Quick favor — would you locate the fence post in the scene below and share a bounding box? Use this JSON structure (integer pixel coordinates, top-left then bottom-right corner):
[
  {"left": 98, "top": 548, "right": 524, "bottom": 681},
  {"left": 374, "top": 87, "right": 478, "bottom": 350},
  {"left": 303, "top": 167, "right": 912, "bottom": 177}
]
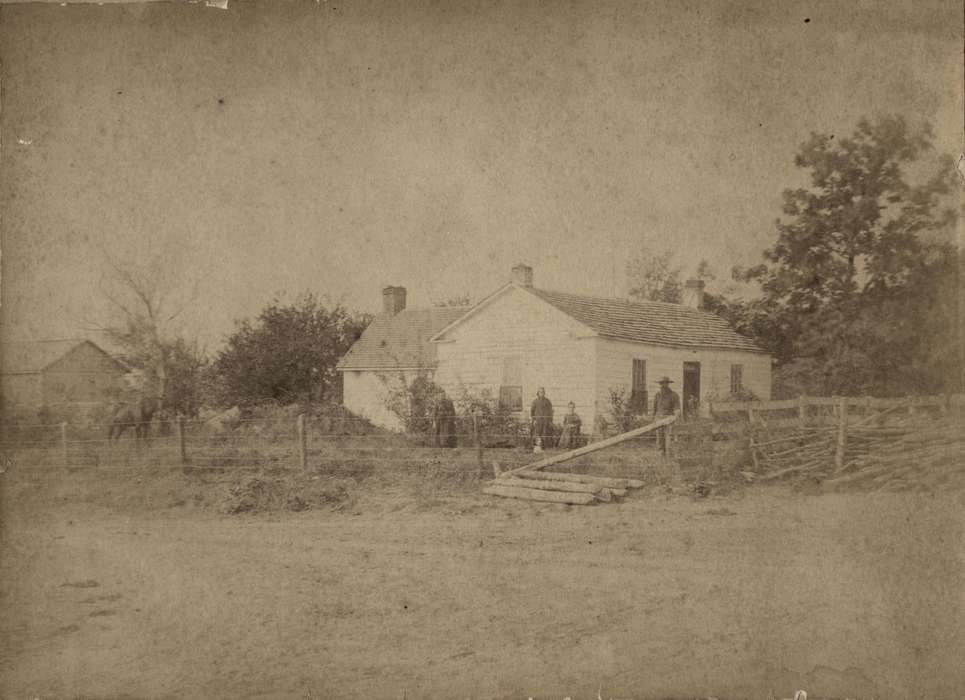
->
[
  {"left": 472, "top": 410, "right": 485, "bottom": 478},
  {"left": 798, "top": 395, "right": 807, "bottom": 427},
  {"left": 746, "top": 404, "right": 755, "bottom": 423},
  {"left": 834, "top": 396, "right": 848, "bottom": 471},
  {"left": 298, "top": 414, "right": 308, "bottom": 469},
  {"left": 176, "top": 413, "right": 186, "bottom": 468},
  {"left": 61, "top": 422, "right": 69, "bottom": 469}
]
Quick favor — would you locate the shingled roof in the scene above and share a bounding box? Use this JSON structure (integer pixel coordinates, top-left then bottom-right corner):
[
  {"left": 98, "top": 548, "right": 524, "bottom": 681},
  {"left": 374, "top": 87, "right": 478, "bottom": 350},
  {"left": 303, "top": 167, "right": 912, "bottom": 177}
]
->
[
  {"left": 527, "top": 287, "right": 765, "bottom": 353},
  {"left": 337, "top": 307, "right": 471, "bottom": 371}
]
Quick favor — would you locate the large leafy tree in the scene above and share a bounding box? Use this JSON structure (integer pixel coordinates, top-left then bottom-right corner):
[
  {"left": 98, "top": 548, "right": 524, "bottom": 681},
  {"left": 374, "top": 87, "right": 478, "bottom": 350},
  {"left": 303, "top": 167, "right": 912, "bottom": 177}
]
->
[
  {"left": 210, "top": 294, "right": 370, "bottom": 406},
  {"left": 741, "top": 116, "right": 960, "bottom": 395}
]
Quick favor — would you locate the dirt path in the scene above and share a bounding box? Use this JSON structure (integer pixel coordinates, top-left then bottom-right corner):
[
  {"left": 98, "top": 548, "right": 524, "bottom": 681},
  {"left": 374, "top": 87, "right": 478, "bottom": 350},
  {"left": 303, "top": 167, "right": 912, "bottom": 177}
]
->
[{"left": 2, "top": 483, "right": 964, "bottom": 699}]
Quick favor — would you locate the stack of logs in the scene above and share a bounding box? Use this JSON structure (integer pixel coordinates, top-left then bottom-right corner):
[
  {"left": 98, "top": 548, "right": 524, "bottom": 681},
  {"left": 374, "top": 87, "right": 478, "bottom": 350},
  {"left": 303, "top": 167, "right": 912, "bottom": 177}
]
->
[
  {"left": 484, "top": 470, "right": 644, "bottom": 505},
  {"left": 824, "top": 416, "right": 965, "bottom": 490}
]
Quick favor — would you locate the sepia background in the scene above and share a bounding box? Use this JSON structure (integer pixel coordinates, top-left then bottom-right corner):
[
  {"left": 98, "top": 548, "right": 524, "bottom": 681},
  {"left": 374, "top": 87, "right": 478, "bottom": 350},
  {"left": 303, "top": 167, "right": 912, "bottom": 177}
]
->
[
  {"left": 1, "top": 2, "right": 963, "bottom": 700},
  {"left": 1, "top": 0, "right": 961, "bottom": 350}
]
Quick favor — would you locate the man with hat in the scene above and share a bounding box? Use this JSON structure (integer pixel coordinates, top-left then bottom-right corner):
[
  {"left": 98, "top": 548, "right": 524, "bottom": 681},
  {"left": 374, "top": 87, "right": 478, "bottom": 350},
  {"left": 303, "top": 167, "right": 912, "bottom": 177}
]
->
[{"left": 652, "top": 376, "right": 680, "bottom": 452}]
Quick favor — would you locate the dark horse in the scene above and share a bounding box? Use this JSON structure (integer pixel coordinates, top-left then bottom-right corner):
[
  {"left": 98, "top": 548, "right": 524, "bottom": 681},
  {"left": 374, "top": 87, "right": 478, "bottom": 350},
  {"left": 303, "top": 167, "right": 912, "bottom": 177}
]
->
[{"left": 107, "top": 395, "right": 162, "bottom": 442}]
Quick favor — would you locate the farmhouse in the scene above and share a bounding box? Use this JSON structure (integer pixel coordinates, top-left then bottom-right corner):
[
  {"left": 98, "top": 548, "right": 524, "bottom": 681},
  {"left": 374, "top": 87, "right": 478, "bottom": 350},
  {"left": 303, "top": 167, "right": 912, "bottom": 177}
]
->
[
  {"left": 0, "top": 339, "right": 129, "bottom": 422},
  {"left": 337, "top": 266, "right": 771, "bottom": 431}
]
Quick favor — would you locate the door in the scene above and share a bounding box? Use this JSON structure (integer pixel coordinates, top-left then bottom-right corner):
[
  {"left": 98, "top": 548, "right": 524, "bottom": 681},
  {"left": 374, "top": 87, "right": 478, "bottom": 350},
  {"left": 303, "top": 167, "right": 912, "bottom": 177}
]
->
[{"left": 682, "top": 362, "right": 701, "bottom": 417}]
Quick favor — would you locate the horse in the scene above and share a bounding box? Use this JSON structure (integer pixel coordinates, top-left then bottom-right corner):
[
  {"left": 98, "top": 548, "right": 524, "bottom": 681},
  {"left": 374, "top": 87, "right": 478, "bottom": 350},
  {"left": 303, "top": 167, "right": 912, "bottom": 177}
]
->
[{"left": 107, "top": 395, "right": 162, "bottom": 443}]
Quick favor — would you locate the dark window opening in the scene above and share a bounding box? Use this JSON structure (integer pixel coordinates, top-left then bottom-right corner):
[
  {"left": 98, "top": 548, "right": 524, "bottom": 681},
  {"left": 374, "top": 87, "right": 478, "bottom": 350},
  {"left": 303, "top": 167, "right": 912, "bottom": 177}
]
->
[{"left": 629, "top": 358, "right": 648, "bottom": 413}]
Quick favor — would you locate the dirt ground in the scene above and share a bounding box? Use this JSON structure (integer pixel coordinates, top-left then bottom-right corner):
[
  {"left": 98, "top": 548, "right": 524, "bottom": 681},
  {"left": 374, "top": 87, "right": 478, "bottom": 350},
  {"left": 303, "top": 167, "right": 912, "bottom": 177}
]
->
[{"left": 1, "top": 460, "right": 964, "bottom": 700}]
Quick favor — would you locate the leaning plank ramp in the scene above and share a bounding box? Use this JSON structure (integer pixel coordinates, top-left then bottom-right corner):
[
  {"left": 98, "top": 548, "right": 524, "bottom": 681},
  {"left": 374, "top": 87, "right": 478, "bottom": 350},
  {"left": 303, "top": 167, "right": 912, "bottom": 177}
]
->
[{"left": 483, "top": 415, "right": 676, "bottom": 505}]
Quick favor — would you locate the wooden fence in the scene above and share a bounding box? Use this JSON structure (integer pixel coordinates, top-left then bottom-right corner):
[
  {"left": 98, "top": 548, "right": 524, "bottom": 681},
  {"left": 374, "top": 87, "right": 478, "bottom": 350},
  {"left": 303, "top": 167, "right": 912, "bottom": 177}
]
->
[
  {"left": 702, "top": 393, "right": 965, "bottom": 480},
  {"left": 707, "top": 393, "right": 965, "bottom": 422}
]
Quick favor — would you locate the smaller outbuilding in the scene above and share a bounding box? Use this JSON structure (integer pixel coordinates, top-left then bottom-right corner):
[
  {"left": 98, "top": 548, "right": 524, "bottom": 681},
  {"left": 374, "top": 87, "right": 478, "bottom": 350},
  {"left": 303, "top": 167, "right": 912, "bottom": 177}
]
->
[{"left": 1, "top": 339, "right": 129, "bottom": 422}]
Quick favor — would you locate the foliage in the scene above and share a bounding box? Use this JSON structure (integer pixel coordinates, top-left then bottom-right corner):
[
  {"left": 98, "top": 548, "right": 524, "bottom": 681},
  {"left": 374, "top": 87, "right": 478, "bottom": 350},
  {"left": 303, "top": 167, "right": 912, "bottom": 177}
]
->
[
  {"left": 160, "top": 338, "right": 208, "bottom": 416},
  {"left": 626, "top": 249, "right": 683, "bottom": 303},
  {"left": 210, "top": 293, "right": 370, "bottom": 407},
  {"left": 737, "top": 116, "right": 960, "bottom": 395},
  {"left": 380, "top": 370, "right": 441, "bottom": 437},
  {"left": 453, "top": 387, "right": 523, "bottom": 444},
  {"left": 94, "top": 252, "right": 208, "bottom": 416},
  {"left": 606, "top": 387, "right": 646, "bottom": 433},
  {"left": 626, "top": 251, "right": 718, "bottom": 304},
  {"left": 432, "top": 293, "right": 473, "bottom": 307}
]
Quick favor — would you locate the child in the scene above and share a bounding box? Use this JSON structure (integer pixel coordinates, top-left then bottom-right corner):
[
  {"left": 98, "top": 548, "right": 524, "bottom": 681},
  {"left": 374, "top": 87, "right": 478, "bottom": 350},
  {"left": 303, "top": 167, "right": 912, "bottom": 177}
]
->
[{"left": 558, "top": 402, "right": 582, "bottom": 449}]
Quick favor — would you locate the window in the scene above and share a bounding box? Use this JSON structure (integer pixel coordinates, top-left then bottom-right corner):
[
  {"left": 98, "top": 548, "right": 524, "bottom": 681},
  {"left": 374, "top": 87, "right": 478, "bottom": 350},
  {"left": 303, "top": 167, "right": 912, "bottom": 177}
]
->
[
  {"left": 499, "top": 356, "right": 523, "bottom": 412},
  {"left": 730, "top": 364, "right": 743, "bottom": 395},
  {"left": 499, "top": 386, "right": 523, "bottom": 412},
  {"left": 629, "top": 358, "right": 648, "bottom": 413}
]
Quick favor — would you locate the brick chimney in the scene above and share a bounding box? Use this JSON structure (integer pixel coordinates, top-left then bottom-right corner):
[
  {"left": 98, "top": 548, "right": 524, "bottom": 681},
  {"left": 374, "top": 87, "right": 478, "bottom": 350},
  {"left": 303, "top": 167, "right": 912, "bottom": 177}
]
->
[
  {"left": 511, "top": 263, "right": 533, "bottom": 287},
  {"left": 682, "top": 279, "right": 705, "bottom": 310},
  {"left": 382, "top": 286, "right": 407, "bottom": 315}
]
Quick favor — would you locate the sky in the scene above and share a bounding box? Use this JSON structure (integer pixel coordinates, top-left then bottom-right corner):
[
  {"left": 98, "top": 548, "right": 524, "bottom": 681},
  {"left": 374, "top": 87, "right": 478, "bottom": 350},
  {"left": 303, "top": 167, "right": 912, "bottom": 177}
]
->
[{"left": 1, "top": 0, "right": 962, "bottom": 353}]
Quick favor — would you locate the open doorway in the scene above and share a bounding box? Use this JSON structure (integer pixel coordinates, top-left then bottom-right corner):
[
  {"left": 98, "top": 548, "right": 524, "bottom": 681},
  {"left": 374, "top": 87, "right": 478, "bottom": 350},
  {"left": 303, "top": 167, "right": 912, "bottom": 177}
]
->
[{"left": 682, "top": 362, "right": 701, "bottom": 417}]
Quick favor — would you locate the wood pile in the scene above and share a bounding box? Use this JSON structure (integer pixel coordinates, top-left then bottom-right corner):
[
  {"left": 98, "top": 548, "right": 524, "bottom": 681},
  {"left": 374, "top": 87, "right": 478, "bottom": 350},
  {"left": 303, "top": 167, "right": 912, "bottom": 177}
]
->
[
  {"left": 484, "top": 471, "right": 645, "bottom": 505},
  {"left": 482, "top": 415, "right": 673, "bottom": 505}
]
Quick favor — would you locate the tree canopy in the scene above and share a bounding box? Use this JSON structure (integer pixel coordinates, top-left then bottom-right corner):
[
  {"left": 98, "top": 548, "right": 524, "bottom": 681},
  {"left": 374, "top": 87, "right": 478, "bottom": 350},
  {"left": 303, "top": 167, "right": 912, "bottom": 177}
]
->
[
  {"left": 209, "top": 294, "right": 370, "bottom": 407},
  {"left": 738, "top": 116, "right": 960, "bottom": 396},
  {"left": 626, "top": 250, "right": 716, "bottom": 304}
]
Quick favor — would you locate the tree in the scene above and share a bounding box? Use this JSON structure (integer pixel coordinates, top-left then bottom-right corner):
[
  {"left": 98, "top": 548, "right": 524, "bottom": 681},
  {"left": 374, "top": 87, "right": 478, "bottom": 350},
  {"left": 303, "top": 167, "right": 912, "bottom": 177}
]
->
[
  {"left": 91, "top": 252, "right": 207, "bottom": 416},
  {"left": 210, "top": 294, "right": 370, "bottom": 407},
  {"left": 741, "top": 115, "right": 960, "bottom": 395},
  {"left": 432, "top": 293, "right": 473, "bottom": 307},
  {"left": 626, "top": 249, "right": 682, "bottom": 303}
]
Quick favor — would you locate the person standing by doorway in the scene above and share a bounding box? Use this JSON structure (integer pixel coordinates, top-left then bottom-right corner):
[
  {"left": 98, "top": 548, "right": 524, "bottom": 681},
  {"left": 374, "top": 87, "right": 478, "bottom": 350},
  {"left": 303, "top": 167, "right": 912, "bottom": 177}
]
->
[
  {"left": 651, "top": 376, "right": 680, "bottom": 452},
  {"left": 530, "top": 387, "right": 554, "bottom": 452}
]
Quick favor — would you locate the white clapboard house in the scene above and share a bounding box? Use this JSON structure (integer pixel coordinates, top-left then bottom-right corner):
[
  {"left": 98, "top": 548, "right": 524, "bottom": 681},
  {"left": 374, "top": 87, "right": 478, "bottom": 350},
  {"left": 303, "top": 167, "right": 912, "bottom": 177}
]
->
[{"left": 337, "top": 265, "right": 771, "bottom": 431}]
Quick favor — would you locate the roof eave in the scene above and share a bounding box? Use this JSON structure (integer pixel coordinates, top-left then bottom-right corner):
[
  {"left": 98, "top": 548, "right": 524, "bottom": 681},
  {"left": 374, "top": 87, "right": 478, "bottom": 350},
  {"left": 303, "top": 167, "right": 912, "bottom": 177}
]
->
[
  {"left": 595, "top": 332, "right": 769, "bottom": 355},
  {"left": 337, "top": 364, "right": 437, "bottom": 372}
]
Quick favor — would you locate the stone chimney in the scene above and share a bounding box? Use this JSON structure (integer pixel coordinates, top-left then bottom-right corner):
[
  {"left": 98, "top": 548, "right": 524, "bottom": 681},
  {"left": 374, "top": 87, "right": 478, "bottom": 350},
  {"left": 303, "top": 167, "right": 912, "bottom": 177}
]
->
[
  {"left": 382, "top": 286, "right": 407, "bottom": 315},
  {"left": 511, "top": 263, "right": 533, "bottom": 287},
  {"left": 682, "top": 279, "right": 705, "bottom": 310}
]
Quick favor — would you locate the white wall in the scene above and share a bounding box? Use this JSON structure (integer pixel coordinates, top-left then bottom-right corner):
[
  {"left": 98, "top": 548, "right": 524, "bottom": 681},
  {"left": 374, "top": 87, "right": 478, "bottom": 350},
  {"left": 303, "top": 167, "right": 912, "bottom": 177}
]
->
[
  {"left": 433, "top": 286, "right": 598, "bottom": 426},
  {"left": 595, "top": 338, "right": 771, "bottom": 419},
  {"left": 341, "top": 369, "right": 417, "bottom": 431}
]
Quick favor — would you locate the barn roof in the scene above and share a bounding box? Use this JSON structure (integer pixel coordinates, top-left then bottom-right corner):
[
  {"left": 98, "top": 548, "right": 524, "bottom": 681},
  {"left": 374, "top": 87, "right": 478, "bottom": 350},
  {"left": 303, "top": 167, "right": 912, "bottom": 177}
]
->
[
  {"left": 336, "top": 307, "right": 470, "bottom": 371},
  {"left": 1, "top": 339, "right": 127, "bottom": 375},
  {"left": 526, "top": 287, "right": 766, "bottom": 353}
]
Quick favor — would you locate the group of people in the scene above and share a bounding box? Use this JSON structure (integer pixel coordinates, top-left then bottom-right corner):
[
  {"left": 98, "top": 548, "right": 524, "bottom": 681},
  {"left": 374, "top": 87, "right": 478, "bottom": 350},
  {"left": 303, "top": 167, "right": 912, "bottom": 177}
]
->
[
  {"left": 530, "top": 376, "right": 681, "bottom": 452},
  {"left": 529, "top": 387, "right": 583, "bottom": 451},
  {"left": 430, "top": 377, "right": 682, "bottom": 451}
]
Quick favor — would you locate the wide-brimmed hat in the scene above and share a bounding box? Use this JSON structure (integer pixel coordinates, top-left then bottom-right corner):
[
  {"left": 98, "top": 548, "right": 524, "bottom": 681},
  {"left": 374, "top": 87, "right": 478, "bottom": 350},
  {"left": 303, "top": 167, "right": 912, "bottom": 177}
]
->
[{"left": 657, "top": 376, "right": 674, "bottom": 384}]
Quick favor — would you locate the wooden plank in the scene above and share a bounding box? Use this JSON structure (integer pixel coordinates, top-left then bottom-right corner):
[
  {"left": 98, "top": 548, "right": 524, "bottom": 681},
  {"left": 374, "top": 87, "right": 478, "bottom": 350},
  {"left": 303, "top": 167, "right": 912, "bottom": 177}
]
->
[
  {"left": 491, "top": 476, "right": 602, "bottom": 495},
  {"left": 482, "top": 484, "right": 597, "bottom": 505},
  {"left": 504, "top": 415, "right": 676, "bottom": 475},
  {"left": 507, "top": 470, "right": 644, "bottom": 489}
]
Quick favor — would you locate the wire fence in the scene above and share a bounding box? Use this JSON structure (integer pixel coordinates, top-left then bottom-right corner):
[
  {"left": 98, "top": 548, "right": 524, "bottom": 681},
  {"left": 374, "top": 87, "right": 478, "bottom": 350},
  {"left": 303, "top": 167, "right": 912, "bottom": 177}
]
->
[{"left": 3, "top": 393, "right": 961, "bottom": 477}]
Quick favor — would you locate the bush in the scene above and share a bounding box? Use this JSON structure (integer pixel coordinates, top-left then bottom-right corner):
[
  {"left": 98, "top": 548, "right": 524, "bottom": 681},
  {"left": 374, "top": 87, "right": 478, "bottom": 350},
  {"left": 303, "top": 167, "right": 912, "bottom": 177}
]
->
[{"left": 606, "top": 387, "right": 647, "bottom": 433}]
